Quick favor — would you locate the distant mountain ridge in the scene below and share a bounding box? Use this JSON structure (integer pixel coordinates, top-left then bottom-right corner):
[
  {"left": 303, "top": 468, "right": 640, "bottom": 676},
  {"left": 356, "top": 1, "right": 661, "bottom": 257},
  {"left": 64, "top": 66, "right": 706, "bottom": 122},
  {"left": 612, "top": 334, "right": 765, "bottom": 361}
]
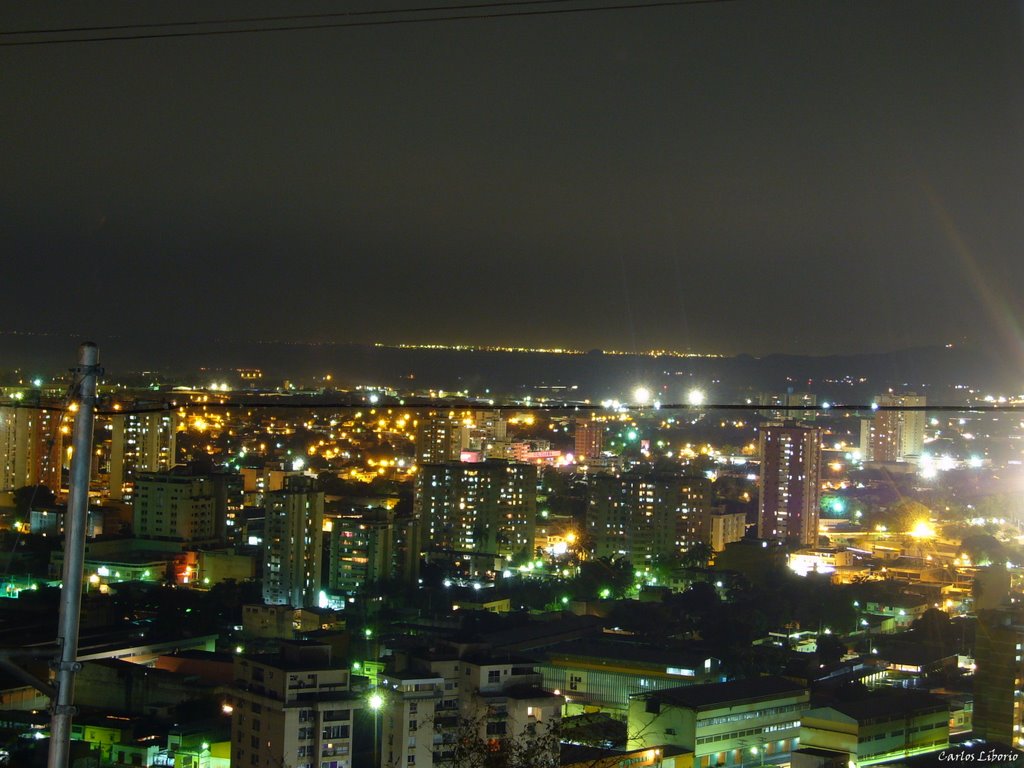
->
[{"left": 0, "top": 333, "right": 1016, "bottom": 404}]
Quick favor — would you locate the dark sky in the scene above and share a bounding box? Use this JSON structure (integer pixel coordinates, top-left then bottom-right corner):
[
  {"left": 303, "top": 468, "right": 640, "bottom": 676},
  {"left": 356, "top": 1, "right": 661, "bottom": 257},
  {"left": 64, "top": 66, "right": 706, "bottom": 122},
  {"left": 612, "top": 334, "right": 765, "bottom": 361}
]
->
[{"left": 4, "top": 1, "right": 1024, "bottom": 357}]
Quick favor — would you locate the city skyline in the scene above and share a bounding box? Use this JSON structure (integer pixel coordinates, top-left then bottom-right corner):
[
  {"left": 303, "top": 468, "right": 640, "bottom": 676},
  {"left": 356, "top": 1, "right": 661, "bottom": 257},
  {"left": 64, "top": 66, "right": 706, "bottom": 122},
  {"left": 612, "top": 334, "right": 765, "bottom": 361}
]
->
[{"left": 3, "top": 1, "right": 1024, "bottom": 363}]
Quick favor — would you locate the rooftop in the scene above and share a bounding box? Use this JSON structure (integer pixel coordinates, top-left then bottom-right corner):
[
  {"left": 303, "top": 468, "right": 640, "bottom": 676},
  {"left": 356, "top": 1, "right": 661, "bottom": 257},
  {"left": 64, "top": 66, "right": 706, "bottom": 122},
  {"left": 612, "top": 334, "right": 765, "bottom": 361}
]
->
[
  {"left": 635, "top": 675, "right": 806, "bottom": 711},
  {"left": 814, "top": 691, "right": 947, "bottom": 723},
  {"left": 545, "top": 638, "right": 715, "bottom": 670}
]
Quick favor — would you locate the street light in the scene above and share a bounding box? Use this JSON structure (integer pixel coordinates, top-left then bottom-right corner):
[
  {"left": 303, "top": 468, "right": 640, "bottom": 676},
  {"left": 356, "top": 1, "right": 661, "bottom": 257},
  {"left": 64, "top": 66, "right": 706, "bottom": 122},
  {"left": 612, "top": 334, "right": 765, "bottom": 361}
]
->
[
  {"left": 749, "top": 745, "right": 765, "bottom": 767},
  {"left": 369, "top": 692, "right": 384, "bottom": 768}
]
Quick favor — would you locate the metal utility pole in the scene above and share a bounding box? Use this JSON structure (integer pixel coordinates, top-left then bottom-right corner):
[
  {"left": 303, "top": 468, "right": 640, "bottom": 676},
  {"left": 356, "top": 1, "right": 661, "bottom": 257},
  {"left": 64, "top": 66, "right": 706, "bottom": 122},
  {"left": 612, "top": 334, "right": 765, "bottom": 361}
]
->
[{"left": 48, "top": 343, "right": 100, "bottom": 768}]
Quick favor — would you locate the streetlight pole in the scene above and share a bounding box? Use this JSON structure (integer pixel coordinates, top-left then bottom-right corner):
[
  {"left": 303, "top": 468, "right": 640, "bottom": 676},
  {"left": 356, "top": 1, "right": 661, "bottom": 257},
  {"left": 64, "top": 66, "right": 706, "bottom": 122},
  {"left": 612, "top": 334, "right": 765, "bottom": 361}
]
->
[{"left": 48, "top": 343, "right": 100, "bottom": 768}]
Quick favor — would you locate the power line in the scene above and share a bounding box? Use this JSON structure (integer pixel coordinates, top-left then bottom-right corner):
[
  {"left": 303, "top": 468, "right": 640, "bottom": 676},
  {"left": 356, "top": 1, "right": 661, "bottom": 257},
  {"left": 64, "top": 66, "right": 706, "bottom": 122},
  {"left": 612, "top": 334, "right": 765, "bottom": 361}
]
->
[
  {"left": 0, "top": 0, "right": 740, "bottom": 47},
  {"left": 0, "top": 0, "right": 617, "bottom": 35},
  {"left": 0, "top": 400, "right": 1017, "bottom": 415}
]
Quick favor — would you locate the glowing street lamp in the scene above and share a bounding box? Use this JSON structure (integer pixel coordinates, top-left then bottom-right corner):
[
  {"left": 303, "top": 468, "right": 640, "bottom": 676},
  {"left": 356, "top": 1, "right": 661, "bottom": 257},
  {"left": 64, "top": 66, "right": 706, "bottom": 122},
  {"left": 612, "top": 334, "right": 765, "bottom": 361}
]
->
[
  {"left": 687, "top": 389, "right": 705, "bottom": 407},
  {"left": 633, "top": 386, "right": 652, "bottom": 406},
  {"left": 369, "top": 692, "right": 385, "bottom": 767}
]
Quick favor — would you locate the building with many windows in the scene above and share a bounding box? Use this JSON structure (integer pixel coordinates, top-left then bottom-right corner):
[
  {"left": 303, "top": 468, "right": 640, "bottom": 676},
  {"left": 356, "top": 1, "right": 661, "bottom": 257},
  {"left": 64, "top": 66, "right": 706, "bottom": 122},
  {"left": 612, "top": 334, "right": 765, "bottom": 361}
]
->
[
  {"left": 133, "top": 463, "right": 241, "bottom": 544},
  {"left": 859, "top": 393, "right": 927, "bottom": 464},
  {"left": 326, "top": 507, "right": 394, "bottom": 593},
  {"left": 794, "top": 691, "right": 948, "bottom": 766},
  {"left": 0, "top": 405, "right": 63, "bottom": 492},
  {"left": 108, "top": 410, "right": 179, "bottom": 500},
  {"left": 694, "top": 508, "right": 748, "bottom": 552},
  {"left": 415, "top": 461, "right": 537, "bottom": 559},
  {"left": 263, "top": 476, "right": 324, "bottom": 607},
  {"left": 574, "top": 418, "right": 605, "bottom": 461},
  {"left": 628, "top": 676, "right": 809, "bottom": 768},
  {"left": 414, "top": 411, "right": 463, "bottom": 465},
  {"left": 379, "top": 645, "right": 562, "bottom": 768},
  {"left": 586, "top": 472, "right": 710, "bottom": 567},
  {"left": 758, "top": 421, "right": 821, "bottom": 547},
  {"left": 230, "top": 641, "right": 362, "bottom": 768}
]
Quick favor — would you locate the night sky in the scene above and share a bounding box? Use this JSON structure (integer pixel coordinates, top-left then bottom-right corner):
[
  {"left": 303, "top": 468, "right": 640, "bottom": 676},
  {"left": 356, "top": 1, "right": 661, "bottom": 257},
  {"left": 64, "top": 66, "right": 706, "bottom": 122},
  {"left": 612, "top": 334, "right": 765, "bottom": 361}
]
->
[{"left": 4, "top": 1, "right": 1024, "bottom": 358}]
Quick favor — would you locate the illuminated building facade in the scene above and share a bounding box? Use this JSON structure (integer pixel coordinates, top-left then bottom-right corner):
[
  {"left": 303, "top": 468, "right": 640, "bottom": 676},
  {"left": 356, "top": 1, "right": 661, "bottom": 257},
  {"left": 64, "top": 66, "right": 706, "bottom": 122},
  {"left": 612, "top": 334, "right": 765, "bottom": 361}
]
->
[
  {"left": 574, "top": 418, "right": 605, "bottom": 460},
  {"left": 861, "top": 393, "right": 926, "bottom": 464},
  {"left": 695, "top": 508, "right": 748, "bottom": 552},
  {"left": 758, "top": 421, "right": 821, "bottom": 547},
  {"left": 379, "top": 647, "right": 562, "bottom": 768},
  {"left": 0, "top": 405, "right": 64, "bottom": 492},
  {"left": 263, "top": 475, "right": 323, "bottom": 607},
  {"left": 415, "top": 460, "right": 537, "bottom": 558},
  {"left": 414, "top": 411, "right": 462, "bottom": 465},
  {"left": 460, "top": 409, "right": 507, "bottom": 452},
  {"left": 325, "top": 508, "right": 394, "bottom": 593},
  {"left": 797, "top": 692, "right": 949, "bottom": 765},
  {"left": 133, "top": 464, "right": 240, "bottom": 544},
  {"left": 628, "top": 676, "right": 809, "bottom": 768},
  {"left": 230, "top": 642, "right": 362, "bottom": 768},
  {"left": 587, "top": 472, "right": 710, "bottom": 566},
  {"left": 109, "top": 410, "right": 179, "bottom": 500}
]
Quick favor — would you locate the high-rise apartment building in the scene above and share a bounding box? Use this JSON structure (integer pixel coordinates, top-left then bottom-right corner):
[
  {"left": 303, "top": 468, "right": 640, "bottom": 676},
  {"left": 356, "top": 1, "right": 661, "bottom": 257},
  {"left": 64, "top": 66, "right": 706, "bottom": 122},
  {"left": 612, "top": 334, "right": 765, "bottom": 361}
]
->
[
  {"left": 758, "top": 391, "right": 817, "bottom": 420},
  {"left": 860, "top": 393, "right": 926, "bottom": 464},
  {"left": 758, "top": 421, "right": 822, "bottom": 546},
  {"left": 109, "top": 410, "right": 179, "bottom": 500},
  {"left": 973, "top": 607, "right": 1024, "bottom": 748},
  {"left": 230, "top": 641, "right": 362, "bottom": 768},
  {"left": 263, "top": 476, "right": 324, "bottom": 607},
  {"left": 586, "top": 471, "right": 710, "bottom": 566},
  {"left": 326, "top": 507, "right": 394, "bottom": 593},
  {"left": 573, "top": 418, "right": 604, "bottom": 461},
  {"left": 0, "top": 405, "right": 64, "bottom": 492},
  {"left": 415, "top": 461, "right": 537, "bottom": 559},
  {"left": 133, "top": 463, "right": 242, "bottom": 543},
  {"left": 414, "top": 411, "right": 462, "bottom": 465}
]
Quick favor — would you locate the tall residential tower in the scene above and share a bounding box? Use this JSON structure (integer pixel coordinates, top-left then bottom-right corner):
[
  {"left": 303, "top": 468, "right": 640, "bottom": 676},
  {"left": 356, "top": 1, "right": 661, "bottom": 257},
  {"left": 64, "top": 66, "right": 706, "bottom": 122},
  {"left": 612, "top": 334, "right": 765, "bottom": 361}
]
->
[{"left": 758, "top": 421, "right": 822, "bottom": 546}]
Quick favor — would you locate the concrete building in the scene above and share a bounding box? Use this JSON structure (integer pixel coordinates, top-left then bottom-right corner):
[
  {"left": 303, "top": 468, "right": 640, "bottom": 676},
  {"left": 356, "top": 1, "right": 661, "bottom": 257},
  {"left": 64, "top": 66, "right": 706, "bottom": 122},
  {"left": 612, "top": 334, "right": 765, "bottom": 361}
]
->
[
  {"left": 0, "top": 405, "right": 63, "bottom": 492},
  {"left": 539, "top": 639, "right": 720, "bottom": 715},
  {"left": 628, "top": 676, "right": 809, "bottom": 768},
  {"left": 973, "top": 606, "right": 1024, "bottom": 748},
  {"left": 263, "top": 476, "right": 324, "bottom": 607},
  {"left": 460, "top": 409, "right": 508, "bottom": 454},
  {"left": 241, "top": 604, "right": 345, "bottom": 640},
  {"left": 574, "top": 418, "right": 605, "bottom": 461},
  {"left": 133, "top": 465, "right": 226, "bottom": 543},
  {"left": 415, "top": 411, "right": 463, "bottom": 465},
  {"left": 758, "top": 392, "right": 817, "bottom": 420},
  {"left": 230, "top": 641, "right": 362, "bottom": 768},
  {"left": 694, "top": 508, "right": 748, "bottom": 552},
  {"left": 587, "top": 472, "right": 710, "bottom": 567},
  {"left": 109, "top": 410, "right": 178, "bottom": 500},
  {"left": 758, "top": 422, "right": 822, "bottom": 547},
  {"left": 415, "top": 461, "right": 537, "bottom": 560},
  {"left": 379, "top": 646, "right": 562, "bottom": 768},
  {"left": 860, "top": 394, "right": 927, "bottom": 464},
  {"left": 326, "top": 507, "right": 394, "bottom": 594},
  {"left": 793, "top": 691, "right": 948, "bottom": 767}
]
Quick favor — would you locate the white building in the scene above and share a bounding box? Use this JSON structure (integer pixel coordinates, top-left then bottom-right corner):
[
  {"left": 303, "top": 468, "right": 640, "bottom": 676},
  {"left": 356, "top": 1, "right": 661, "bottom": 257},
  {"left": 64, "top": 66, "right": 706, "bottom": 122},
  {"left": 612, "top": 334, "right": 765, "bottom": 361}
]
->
[
  {"left": 109, "top": 410, "right": 178, "bottom": 500},
  {"left": 230, "top": 641, "right": 363, "bottom": 768},
  {"left": 378, "top": 647, "right": 562, "bottom": 768}
]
